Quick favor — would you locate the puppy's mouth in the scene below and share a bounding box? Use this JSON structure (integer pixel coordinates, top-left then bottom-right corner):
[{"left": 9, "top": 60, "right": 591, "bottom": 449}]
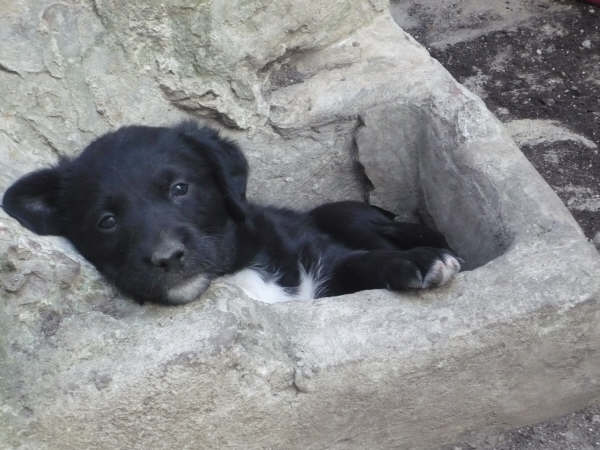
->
[{"left": 166, "top": 273, "right": 211, "bottom": 305}]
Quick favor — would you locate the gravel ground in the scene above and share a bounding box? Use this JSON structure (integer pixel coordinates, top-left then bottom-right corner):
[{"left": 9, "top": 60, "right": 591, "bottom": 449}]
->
[{"left": 390, "top": 0, "right": 600, "bottom": 448}]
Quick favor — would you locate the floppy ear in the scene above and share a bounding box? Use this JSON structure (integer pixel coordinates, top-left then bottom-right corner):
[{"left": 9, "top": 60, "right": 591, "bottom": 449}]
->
[
  {"left": 177, "top": 121, "right": 249, "bottom": 221},
  {"left": 2, "top": 168, "right": 64, "bottom": 235}
]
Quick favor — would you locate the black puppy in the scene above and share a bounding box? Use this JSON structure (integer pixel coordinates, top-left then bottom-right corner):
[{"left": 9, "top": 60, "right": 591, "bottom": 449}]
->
[{"left": 3, "top": 121, "right": 461, "bottom": 305}]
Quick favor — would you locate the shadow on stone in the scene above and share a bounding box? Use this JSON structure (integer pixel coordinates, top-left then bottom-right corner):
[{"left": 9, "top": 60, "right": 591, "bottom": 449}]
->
[{"left": 355, "top": 104, "right": 512, "bottom": 270}]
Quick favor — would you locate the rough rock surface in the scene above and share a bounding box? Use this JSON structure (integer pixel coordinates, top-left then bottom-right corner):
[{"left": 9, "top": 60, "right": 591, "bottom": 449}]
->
[
  {"left": 391, "top": 1, "right": 600, "bottom": 447},
  {"left": 1, "top": 1, "right": 600, "bottom": 449},
  {"left": 391, "top": 0, "right": 600, "bottom": 240}
]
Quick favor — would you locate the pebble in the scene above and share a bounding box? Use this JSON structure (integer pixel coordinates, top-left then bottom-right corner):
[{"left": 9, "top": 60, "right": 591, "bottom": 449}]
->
[
  {"left": 582, "top": 39, "right": 592, "bottom": 49},
  {"left": 592, "top": 414, "right": 600, "bottom": 423}
]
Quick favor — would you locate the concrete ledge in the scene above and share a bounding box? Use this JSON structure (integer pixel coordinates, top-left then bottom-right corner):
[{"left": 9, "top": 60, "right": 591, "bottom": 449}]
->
[{"left": 2, "top": 6, "right": 600, "bottom": 450}]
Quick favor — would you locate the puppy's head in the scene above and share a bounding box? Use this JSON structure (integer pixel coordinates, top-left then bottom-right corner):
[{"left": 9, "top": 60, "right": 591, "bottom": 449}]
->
[{"left": 3, "top": 121, "right": 249, "bottom": 305}]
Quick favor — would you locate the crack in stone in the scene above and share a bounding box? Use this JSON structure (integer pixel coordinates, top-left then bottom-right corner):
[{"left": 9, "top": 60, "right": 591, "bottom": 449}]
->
[
  {"left": 22, "top": 118, "right": 63, "bottom": 159},
  {"left": 0, "top": 62, "right": 22, "bottom": 78},
  {"left": 350, "top": 114, "right": 375, "bottom": 203},
  {"left": 258, "top": 45, "right": 304, "bottom": 75}
]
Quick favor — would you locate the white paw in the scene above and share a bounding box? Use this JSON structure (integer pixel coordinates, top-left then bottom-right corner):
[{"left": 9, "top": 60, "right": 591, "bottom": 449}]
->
[{"left": 422, "top": 253, "right": 461, "bottom": 288}]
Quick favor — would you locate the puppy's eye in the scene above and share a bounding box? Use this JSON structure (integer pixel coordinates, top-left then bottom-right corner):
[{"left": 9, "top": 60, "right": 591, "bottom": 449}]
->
[
  {"left": 170, "top": 182, "right": 188, "bottom": 197},
  {"left": 97, "top": 214, "right": 117, "bottom": 230}
]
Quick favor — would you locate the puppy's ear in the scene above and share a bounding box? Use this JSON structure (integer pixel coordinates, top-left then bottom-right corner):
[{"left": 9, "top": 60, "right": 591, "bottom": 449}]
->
[
  {"left": 177, "top": 121, "right": 249, "bottom": 221},
  {"left": 2, "top": 168, "right": 64, "bottom": 235}
]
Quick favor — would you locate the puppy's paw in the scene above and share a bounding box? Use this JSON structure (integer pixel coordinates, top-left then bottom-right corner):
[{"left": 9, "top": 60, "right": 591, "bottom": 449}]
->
[
  {"left": 384, "top": 248, "right": 462, "bottom": 291},
  {"left": 421, "top": 252, "right": 461, "bottom": 288}
]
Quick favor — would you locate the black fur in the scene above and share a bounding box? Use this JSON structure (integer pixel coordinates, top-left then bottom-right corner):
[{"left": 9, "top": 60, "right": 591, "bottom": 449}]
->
[{"left": 3, "top": 121, "right": 460, "bottom": 305}]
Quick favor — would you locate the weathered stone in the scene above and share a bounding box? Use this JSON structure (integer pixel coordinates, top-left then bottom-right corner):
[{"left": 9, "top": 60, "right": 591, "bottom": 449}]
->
[
  {"left": 1, "top": 1, "right": 600, "bottom": 449},
  {"left": 505, "top": 119, "right": 598, "bottom": 149}
]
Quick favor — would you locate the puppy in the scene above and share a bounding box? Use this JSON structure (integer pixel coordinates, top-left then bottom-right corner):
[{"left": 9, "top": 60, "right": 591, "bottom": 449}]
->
[{"left": 3, "top": 121, "right": 461, "bottom": 305}]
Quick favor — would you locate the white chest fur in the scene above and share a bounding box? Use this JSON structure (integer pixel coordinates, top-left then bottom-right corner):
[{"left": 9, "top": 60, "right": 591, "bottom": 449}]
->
[{"left": 222, "top": 266, "right": 320, "bottom": 304}]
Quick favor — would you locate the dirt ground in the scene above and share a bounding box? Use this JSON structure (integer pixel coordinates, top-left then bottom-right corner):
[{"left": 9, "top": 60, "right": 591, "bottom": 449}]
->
[{"left": 390, "top": 0, "right": 600, "bottom": 448}]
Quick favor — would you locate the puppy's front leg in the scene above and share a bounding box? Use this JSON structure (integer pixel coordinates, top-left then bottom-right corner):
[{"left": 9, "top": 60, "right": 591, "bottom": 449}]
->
[{"left": 326, "top": 248, "right": 461, "bottom": 296}]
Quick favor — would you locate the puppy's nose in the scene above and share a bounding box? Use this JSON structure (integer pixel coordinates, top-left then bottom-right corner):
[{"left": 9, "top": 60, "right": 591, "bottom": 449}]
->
[{"left": 150, "top": 239, "right": 185, "bottom": 270}]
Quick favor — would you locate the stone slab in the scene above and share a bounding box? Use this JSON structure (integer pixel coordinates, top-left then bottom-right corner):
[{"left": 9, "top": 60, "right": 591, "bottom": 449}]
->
[{"left": 1, "top": 2, "right": 600, "bottom": 449}]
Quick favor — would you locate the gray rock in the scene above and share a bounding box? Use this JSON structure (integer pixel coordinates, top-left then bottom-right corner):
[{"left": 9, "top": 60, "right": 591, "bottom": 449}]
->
[
  {"left": 2, "top": 1, "right": 600, "bottom": 449},
  {"left": 505, "top": 119, "right": 598, "bottom": 149}
]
